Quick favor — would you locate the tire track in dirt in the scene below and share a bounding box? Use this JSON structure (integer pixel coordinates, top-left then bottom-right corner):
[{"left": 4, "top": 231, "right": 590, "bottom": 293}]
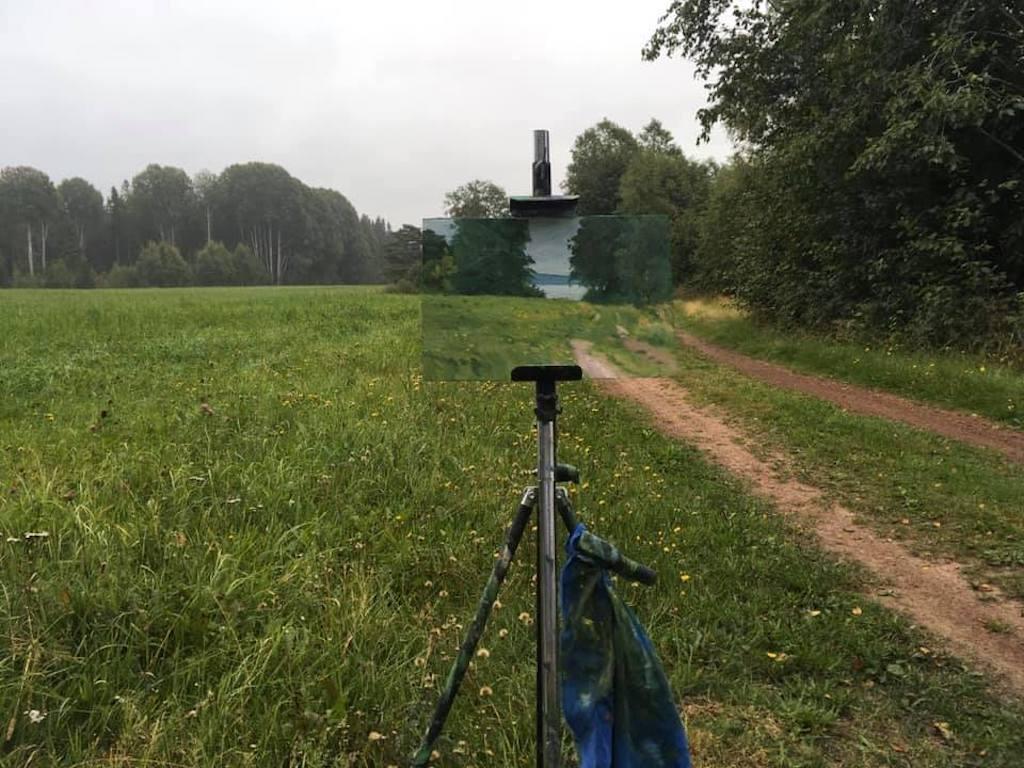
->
[
  {"left": 676, "top": 330, "right": 1024, "bottom": 465},
  {"left": 573, "top": 340, "right": 1024, "bottom": 695}
]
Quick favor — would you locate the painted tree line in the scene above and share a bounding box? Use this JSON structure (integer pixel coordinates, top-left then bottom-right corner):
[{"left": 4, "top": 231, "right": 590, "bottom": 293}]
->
[{"left": 0, "top": 162, "right": 390, "bottom": 288}]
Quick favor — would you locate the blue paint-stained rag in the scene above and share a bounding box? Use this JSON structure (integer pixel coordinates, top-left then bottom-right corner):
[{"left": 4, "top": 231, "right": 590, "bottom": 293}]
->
[{"left": 560, "top": 524, "right": 691, "bottom": 768}]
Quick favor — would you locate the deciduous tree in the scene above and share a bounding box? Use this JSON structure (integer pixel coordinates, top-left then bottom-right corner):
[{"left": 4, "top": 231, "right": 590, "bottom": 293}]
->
[
  {"left": 444, "top": 180, "right": 509, "bottom": 219},
  {"left": 646, "top": 0, "right": 1024, "bottom": 348},
  {"left": 564, "top": 120, "right": 638, "bottom": 215}
]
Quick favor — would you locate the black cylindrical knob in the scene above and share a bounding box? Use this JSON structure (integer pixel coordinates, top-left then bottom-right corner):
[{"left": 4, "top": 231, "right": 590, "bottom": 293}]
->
[{"left": 532, "top": 129, "right": 552, "bottom": 197}]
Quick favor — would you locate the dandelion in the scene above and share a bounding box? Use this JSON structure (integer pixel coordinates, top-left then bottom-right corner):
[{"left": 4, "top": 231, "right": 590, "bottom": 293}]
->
[
  {"left": 518, "top": 611, "right": 533, "bottom": 625},
  {"left": 368, "top": 731, "right": 384, "bottom": 742},
  {"left": 479, "top": 686, "right": 493, "bottom": 697},
  {"left": 498, "top": 628, "right": 509, "bottom": 639},
  {"left": 851, "top": 606, "right": 863, "bottom": 616},
  {"left": 25, "top": 709, "right": 46, "bottom": 724},
  {"left": 476, "top": 648, "right": 490, "bottom": 659}
]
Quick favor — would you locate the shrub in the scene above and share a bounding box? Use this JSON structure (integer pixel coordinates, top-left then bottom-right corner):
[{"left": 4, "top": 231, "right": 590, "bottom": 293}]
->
[
  {"left": 42, "top": 260, "right": 74, "bottom": 288},
  {"left": 72, "top": 259, "right": 97, "bottom": 289},
  {"left": 136, "top": 241, "right": 191, "bottom": 287},
  {"left": 231, "top": 244, "right": 269, "bottom": 285},
  {"left": 12, "top": 271, "right": 43, "bottom": 288},
  {"left": 104, "top": 263, "right": 140, "bottom": 288},
  {"left": 195, "top": 242, "right": 236, "bottom": 286}
]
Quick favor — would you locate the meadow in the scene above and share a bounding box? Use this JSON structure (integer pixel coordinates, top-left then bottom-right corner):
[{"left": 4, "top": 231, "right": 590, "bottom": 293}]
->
[{"left": 2, "top": 288, "right": 1024, "bottom": 767}]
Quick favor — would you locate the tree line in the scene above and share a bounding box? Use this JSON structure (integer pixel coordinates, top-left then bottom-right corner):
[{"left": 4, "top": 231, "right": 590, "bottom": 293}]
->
[
  {"left": 644, "top": 0, "right": 1023, "bottom": 352},
  {"left": 0, "top": 162, "right": 391, "bottom": 288},
  {"left": 404, "top": 2, "right": 1023, "bottom": 354},
  {"left": 382, "top": 129, "right": 714, "bottom": 295}
]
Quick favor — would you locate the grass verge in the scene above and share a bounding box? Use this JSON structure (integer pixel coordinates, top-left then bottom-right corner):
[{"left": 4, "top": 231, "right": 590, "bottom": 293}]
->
[{"left": 675, "top": 297, "right": 1024, "bottom": 429}]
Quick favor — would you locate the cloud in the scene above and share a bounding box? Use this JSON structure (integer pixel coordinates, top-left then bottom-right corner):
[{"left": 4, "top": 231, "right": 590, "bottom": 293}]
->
[{"left": 0, "top": 0, "right": 733, "bottom": 226}]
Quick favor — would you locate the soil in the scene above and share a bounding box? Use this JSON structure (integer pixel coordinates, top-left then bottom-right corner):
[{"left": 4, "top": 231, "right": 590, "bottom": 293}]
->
[
  {"left": 573, "top": 340, "right": 1024, "bottom": 696},
  {"left": 676, "top": 330, "right": 1024, "bottom": 465}
]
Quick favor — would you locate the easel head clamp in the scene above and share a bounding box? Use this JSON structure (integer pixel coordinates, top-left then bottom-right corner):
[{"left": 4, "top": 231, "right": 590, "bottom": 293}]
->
[
  {"left": 511, "top": 364, "right": 583, "bottom": 423},
  {"left": 510, "top": 364, "right": 583, "bottom": 383}
]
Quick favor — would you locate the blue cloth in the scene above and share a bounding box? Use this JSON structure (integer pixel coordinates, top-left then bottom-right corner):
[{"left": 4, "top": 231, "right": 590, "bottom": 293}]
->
[{"left": 560, "top": 524, "right": 691, "bottom": 768}]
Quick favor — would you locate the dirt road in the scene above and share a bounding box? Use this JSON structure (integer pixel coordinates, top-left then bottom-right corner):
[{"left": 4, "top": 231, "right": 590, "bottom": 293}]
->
[
  {"left": 676, "top": 330, "right": 1024, "bottom": 464},
  {"left": 574, "top": 340, "right": 1024, "bottom": 695}
]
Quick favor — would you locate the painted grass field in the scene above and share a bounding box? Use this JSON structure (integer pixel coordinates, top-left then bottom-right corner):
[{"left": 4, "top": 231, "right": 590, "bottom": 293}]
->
[{"left": 3, "top": 288, "right": 1024, "bottom": 767}]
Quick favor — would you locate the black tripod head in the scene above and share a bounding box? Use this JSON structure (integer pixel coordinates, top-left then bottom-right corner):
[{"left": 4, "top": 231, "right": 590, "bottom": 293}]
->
[{"left": 511, "top": 364, "right": 583, "bottom": 423}]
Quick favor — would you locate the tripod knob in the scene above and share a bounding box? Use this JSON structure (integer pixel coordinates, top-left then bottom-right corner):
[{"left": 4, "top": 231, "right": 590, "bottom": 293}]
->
[{"left": 555, "top": 463, "right": 580, "bottom": 484}]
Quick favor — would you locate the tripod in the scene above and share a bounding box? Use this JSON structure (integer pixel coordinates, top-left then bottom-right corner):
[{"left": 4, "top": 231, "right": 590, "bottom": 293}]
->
[{"left": 411, "top": 365, "right": 657, "bottom": 768}]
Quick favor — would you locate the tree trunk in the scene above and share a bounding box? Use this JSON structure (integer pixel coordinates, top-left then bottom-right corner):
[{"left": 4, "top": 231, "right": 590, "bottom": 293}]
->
[
  {"left": 265, "top": 224, "right": 274, "bottom": 283},
  {"left": 41, "top": 222, "right": 48, "bottom": 271},
  {"left": 78, "top": 224, "right": 86, "bottom": 253},
  {"left": 276, "top": 229, "right": 282, "bottom": 285},
  {"left": 27, "top": 223, "right": 34, "bottom": 277},
  {"left": 205, "top": 206, "right": 211, "bottom": 244}
]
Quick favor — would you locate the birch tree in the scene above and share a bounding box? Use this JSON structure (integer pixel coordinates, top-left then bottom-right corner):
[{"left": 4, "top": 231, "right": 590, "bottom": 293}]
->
[
  {"left": 193, "top": 170, "right": 218, "bottom": 246},
  {"left": 58, "top": 178, "right": 104, "bottom": 254},
  {"left": 129, "top": 164, "right": 193, "bottom": 248},
  {"left": 0, "top": 167, "right": 58, "bottom": 277}
]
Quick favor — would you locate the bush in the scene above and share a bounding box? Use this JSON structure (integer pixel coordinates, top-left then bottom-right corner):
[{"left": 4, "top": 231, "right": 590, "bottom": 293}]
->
[
  {"left": 195, "top": 242, "right": 236, "bottom": 286},
  {"left": 42, "top": 260, "right": 74, "bottom": 288},
  {"left": 231, "top": 244, "right": 269, "bottom": 285},
  {"left": 12, "top": 271, "right": 43, "bottom": 288},
  {"left": 136, "top": 241, "right": 191, "bottom": 287},
  {"left": 72, "top": 259, "right": 97, "bottom": 289},
  {"left": 104, "top": 263, "right": 140, "bottom": 288}
]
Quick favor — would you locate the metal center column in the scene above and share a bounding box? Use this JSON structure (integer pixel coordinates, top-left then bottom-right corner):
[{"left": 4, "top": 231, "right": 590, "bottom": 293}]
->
[{"left": 535, "top": 376, "right": 560, "bottom": 768}]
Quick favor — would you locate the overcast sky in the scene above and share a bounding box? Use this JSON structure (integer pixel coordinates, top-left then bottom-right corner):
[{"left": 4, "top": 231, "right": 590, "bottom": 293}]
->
[{"left": 0, "top": 0, "right": 733, "bottom": 228}]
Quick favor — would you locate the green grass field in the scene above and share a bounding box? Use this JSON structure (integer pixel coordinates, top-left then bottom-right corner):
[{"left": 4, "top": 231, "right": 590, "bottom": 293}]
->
[{"left": 3, "top": 288, "right": 1024, "bottom": 767}]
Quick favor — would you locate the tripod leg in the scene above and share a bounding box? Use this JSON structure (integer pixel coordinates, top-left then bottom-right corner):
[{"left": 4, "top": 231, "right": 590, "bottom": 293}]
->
[
  {"left": 555, "top": 488, "right": 579, "bottom": 533},
  {"left": 411, "top": 488, "right": 537, "bottom": 767}
]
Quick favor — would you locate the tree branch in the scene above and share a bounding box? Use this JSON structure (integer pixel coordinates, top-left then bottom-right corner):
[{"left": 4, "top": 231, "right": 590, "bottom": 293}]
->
[{"left": 973, "top": 125, "right": 1024, "bottom": 165}]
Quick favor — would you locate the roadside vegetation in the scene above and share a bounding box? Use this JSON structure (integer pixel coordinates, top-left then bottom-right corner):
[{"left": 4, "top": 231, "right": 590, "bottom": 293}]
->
[
  {"left": 647, "top": 1, "right": 1023, "bottom": 353},
  {"left": 662, "top": 332, "right": 1024, "bottom": 600},
  {"left": 675, "top": 298, "right": 1024, "bottom": 429},
  {"left": 4, "top": 288, "right": 1024, "bottom": 766}
]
